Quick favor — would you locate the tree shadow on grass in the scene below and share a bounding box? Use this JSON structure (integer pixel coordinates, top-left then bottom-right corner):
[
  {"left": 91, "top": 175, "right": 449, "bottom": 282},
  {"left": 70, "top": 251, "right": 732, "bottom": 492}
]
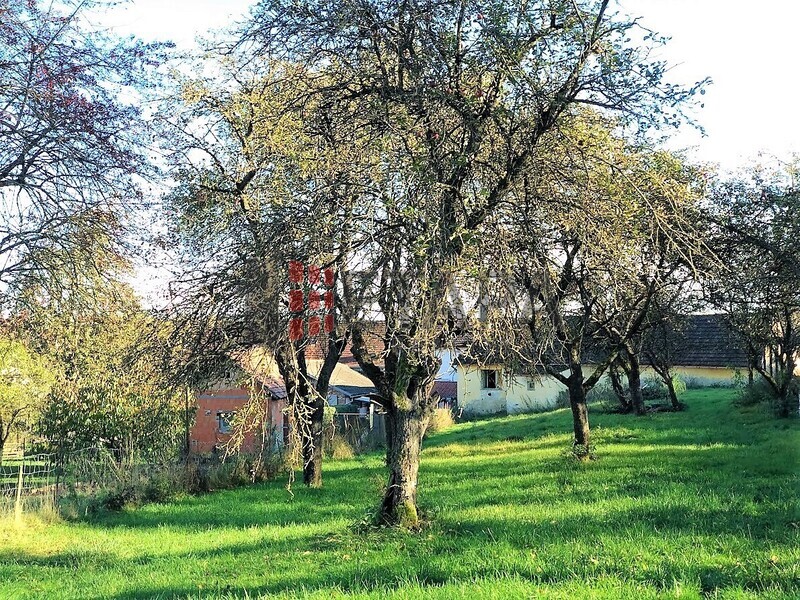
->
[
  {"left": 3, "top": 491, "right": 796, "bottom": 600},
  {"left": 70, "top": 459, "right": 385, "bottom": 531},
  {"left": 3, "top": 390, "right": 796, "bottom": 598}
]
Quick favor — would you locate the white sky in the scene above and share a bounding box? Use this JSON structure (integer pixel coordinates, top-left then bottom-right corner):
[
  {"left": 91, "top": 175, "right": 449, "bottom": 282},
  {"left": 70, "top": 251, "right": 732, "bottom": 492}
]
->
[
  {"left": 96, "top": 0, "right": 800, "bottom": 171},
  {"left": 619, "top": 0, "right": 800, "bottom": 170}
]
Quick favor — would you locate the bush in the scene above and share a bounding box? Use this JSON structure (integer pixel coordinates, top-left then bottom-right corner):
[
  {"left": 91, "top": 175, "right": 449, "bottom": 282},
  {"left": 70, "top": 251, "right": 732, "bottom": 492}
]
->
[
  {"left": 586, "top": 383, "right": 619, "bottom": 412},
  {"left": 555, "top": 389, "right": 570, "bottom": 409},
  {"left": 671, "top": 375, "right": 687, "bottom": 396},
  {"left": 424, "top": 408, "right": 455, "bottom": 437},
  {"left": 62, "top": 464, "right": 188, "bottom": 515},
  {"left": 682, "top": 376, "right": 705, "bottom": 390},
  {"left": 54, "top": 446, "right": 286, "bottom": 519},
  {"left": 736, "top": 379, "right": 776, "bottom": 407},
  {"left": 327, "top": 435, "right": 354, "bottom": 460},
  {"left": 641, "top": 377, "right": 668, "bottom": 401},
  {"left": 734, "top": 377, "right": 797, "bottom": 417},
  {"left": 188, "top": 450, "right": 284, "bottom": 494}
]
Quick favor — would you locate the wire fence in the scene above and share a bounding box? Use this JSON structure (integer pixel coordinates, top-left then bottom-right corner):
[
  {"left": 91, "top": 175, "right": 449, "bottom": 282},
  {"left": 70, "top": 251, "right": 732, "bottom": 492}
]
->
[
  {"left": 1, "top": 451, "right": 58, "bottom": 516},
  {"left": 0, "top": 447, "right": 175, "bottom": 517},
  {"left": 2, "top": 415, "right": 390, "bottom": 518}
]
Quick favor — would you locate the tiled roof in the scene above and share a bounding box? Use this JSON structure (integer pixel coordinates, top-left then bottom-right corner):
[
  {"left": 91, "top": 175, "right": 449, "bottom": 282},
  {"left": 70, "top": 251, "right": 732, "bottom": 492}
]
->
[
  {"left": 236, "top": 346, "right": 281, "bottom": 380},
  {"left": 305, "top": 322, "right": 386, "bottom": 367},
  {"left": 305, "top": 322, "right": 472, "bottom": 371},
  {"left": 666, "top": 314, "right": 749, "bottom": 368},
  {"left": 305, "top": 359, "right": 376, "bottom": 389},
  {"left": 229, "top": 348, "right": 379, "bottom": 399},
  {"left": 454, "top": 314, "right": 750, "bottom": 370},
  {"left": 432, "top": 380, "right": 457, "bottom": 399}
]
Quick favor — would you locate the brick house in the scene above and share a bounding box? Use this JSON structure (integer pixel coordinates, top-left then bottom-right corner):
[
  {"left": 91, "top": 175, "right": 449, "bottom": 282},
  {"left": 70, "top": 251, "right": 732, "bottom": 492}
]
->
[
  {"left": 189, "top": 348, "right": 288, "bottom": 454},
  {"left": 190, "top": 367, "right": 288, "bottom": 454},
  {"left": 189, "top": 348, "right": 379, "bottom": 454}
]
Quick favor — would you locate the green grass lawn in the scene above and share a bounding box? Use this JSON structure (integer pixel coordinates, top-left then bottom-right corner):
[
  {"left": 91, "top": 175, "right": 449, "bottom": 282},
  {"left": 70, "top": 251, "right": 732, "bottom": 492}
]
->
[{"left": 1, "top": 389, "right": 798, "bottom": 599}]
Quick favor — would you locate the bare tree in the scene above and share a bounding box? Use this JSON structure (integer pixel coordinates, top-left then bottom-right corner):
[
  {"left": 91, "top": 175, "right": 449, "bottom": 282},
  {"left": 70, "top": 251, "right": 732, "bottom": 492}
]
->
[
  {"left": 491, "top": 115, "right": 706, "bottom": 454},
  {"left": 706, "top": 169, "right": 800, "bottom": 417},
  {"left": 240, "top": 0, "right": 705, "bottom": 524},
  {"left": 0, "top": 0, "right": 167, "bottom": 303},
  {"left": 161, "top": 55, "right": 363, "bottom": 486}
]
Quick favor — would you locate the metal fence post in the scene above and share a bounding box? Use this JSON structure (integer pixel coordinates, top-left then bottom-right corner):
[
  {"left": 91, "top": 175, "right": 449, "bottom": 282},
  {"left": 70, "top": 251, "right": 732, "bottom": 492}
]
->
[{"left": 14, "top": 459, "right": 24, "bottom": 521}]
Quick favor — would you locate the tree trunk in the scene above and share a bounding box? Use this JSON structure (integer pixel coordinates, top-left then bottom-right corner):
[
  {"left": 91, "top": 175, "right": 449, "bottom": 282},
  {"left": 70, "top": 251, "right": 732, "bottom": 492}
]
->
[
  {"left": 183, "top": 387, "right": 191, "bottom": 459},
  {"left": 626, "top": 349, "right": 645, "bottom": 415},
  {"left": 608, "top": 361, "right": 630, "bottom": 412},
  {"left": 777, "top": 387, "right": 791, "bottom": 418},
  {"left": 380, "top": 404, "right": 426, "bottom": 528},
  {"left": 567, "top": 371, "right": 590, "bottom": 458},
  {"left": 665, "top": 375, "right": 681, "bottom": 410},
  {"left": 303, "top": 333, "right": 349, "bottom": 487},
  {"left": 302, "top": 393, "right": 325, "bottom": 487}
]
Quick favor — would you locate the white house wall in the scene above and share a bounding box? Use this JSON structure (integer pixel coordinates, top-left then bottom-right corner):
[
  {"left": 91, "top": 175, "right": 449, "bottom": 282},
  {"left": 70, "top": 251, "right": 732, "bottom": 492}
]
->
[
  {"left": 457, "top": 365, "right": 563, "bottom": 416},
  {"left": 457, "top": 364, "right": 741, "bottom": 416},
  {"left": 505, "top": 374, "right": 564, "bottom": 415}
]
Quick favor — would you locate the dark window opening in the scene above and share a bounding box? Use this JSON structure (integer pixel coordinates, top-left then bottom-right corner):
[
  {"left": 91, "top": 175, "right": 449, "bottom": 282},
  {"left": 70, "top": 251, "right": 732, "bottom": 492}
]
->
[
  {"left": 217, "top": 411, "right": 235, "bottom": 434},
  {"left": 482, "top": 369, "right": 498, "bottom": 389}
]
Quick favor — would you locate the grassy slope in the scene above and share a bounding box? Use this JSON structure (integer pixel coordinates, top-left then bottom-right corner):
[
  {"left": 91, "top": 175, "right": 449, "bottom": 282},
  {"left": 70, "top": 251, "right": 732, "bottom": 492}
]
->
[{"left": 0, "top": 389, "right": 797, "bottom": 600}]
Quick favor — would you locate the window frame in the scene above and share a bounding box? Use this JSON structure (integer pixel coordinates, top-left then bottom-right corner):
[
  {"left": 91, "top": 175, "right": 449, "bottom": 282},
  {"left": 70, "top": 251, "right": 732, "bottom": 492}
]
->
[
  {"left": 217, "top": 411, "right": 235, "bottom": 434},
  {"left": 481, "top": 369, "right": 499, "bottom": 390}
]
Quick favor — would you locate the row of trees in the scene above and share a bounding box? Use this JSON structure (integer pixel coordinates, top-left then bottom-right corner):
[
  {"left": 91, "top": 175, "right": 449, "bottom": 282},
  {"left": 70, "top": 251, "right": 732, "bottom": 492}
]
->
[
  {"left": 0, "top": 0, "right": 797, "bottom": 528},
  {"left": 158, "top": 0, "right": 714, "bottom": 527},
  {"left": 0, "top": 282, "right": 187, "bottom": 463}
]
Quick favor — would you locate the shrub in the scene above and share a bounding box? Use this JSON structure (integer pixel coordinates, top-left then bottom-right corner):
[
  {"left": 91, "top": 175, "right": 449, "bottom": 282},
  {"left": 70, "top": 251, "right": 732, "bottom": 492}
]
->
[
  {"left": 99, "top": 487, "right": 135, "bottom": 511},
  {"left": 586, "top": 383, "right": 621, "bottom": 413},
  {"left": 60, "top": 464, "right": 187, "bottom": 515},
  {"left": 188, "top": 450, "right": 284, "bottom": 494},
  {"left": 554, "top": 389, "right": 570, "bottom": 409},
  {"left": 641, "top": 377, "right": 668, "bottom": 401},
  {"left": 424, "top": 408, "right": 455, "bottom": 437},
  {"left": 327, "top": 435, "right": 354, "bottom": 460},
  {"left": 585, "top": 382, "right": 610, "bottom": 400},
  {"left": 736, "top": 379, "right": 776, "bottom": 407},
  {"left": 671, "top": 375, "right": 687, "bottom": 395},
  {"left": 734, "top": 377, "right": 797, "bottom": 417}
]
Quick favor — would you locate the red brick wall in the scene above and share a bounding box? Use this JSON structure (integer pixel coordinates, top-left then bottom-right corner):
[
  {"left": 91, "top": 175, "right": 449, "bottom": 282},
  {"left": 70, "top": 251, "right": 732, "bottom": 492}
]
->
[{"left": 190, "top": 386, "right": 286, "bottom": 454}]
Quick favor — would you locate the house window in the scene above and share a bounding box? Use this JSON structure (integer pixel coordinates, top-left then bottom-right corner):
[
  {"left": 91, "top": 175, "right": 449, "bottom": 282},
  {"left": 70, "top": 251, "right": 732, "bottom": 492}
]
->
[
  {"left": 217, "top": 411, "right": 235, "bottom": 434},
  {"left": 481, "top": 369, "right": 498, "bottom": 389},
  {"left": 527, "top": 378, "right": 536, "bottom": 391}
]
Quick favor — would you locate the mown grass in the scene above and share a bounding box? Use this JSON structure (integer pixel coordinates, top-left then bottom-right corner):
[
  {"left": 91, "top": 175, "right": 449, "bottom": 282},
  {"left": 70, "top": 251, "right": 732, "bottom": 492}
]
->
[{"left": 0, "top": 389, "right": 797, "bottom": 599}]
